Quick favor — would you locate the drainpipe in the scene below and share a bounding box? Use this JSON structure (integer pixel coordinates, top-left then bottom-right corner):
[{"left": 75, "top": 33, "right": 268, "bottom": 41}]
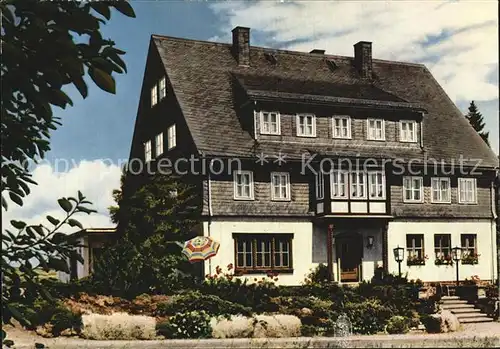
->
[
  {"left": 491, "top": 181, "right": 498, "bottom": 284},
  {"left": 207, "top": 156, "right": 213, "bottom": 276},
  {"left": 419, "top": 113, "right": 424, "bottom": 150}
]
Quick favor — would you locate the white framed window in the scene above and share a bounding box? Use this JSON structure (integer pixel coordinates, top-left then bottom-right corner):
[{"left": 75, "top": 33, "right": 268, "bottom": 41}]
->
[
  {"left": 368, "top": 171, "right": 385, "bottom": 199},
  {"left": 400, "top": 120, "right": 417, "bottom": 142},
  {"left": 271, "top": 172, "right": 290, "bottom": 201},
  {"left": 332, "top": 116, "right": 351, "bottom": 139},
  {"left": 367, "top": 119, "right": 385, "bottom": 140},
  {"left": 234, "top": 171, "right": 254, "bottom": 200},
  {"left": 315, "top": 172, "right": 324, "bottom": 200},
  {"left": 350, "top": 171, "right": 367, "bottom": 199},
  {"left": 403, "top": 176, "right": 423, "bottom": 203},
  {"left": 155, "top": 133, "right": 163, "bottom": 157},
  {"left": 331, "top": 171, "right": 348, "bottom": 199},
  {"left": 431, "top": 177, "right": 451, "bottom": 203},
  {"left": 458, "top": 178, "right": 477, "bottom": 204},
  {"left": 260, "top": 111, "right": 280, "bottom": 135},
  {"left": 151, "top": 85, "right": 158, "bottom": 107},
  {"left": 159, "top": 77, "right": 166, "bottom": 100},
  {"left": 167, "top": 124, "right": 176, "bottom": 150},
  {"left": 144, "top": 140, "right": 152, "bottom": 162},
  {"left": 296, "top": 114, "right": 316, "bottom": 137}
]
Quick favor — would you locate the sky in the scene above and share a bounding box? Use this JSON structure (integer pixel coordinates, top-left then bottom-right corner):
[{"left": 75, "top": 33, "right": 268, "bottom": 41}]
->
[{"left": 3, "top": 0, "right": 499, "bottom": 231}]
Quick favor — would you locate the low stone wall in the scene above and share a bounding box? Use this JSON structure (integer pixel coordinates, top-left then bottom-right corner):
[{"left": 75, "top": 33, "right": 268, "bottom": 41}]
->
[{"left": 10, "top": 334, "right": 500, "bottom": 348}]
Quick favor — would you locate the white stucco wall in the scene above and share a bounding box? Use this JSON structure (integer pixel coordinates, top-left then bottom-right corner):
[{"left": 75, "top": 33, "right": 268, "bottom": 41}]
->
[
  {"left": 203, "top": 218, "right": 314, "bottom": 286},
  {"left": 387, "top": 220, "right": 497, "bottom": 283}
]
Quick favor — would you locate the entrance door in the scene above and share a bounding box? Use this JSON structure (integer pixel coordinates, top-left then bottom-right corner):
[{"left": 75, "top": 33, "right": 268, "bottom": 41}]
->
[{"left": 337, "top": 236, "right": 362, "bottom": 282}]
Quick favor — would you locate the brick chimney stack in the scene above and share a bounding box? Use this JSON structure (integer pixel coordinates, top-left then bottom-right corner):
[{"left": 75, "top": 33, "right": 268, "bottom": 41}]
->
[
  {"left": 354, "top": 41, "right": 373, "bottom": 79},
  {"left": 232, "top": 26, "right": 250, "bottom": 66}
]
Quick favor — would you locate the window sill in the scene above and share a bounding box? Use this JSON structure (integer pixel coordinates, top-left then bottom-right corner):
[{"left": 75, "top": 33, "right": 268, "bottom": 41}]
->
[
  {"left": 458, "top": 202, "right": 478, "bottom": 205},
  {"left": 260, "top": 132, "right": 281, "bottom": 136},
  {"left": 234, "top": 197, "right": 255, "bottom": 201},
  {"left": 403, "top": 200, "right": 424, "bottom": 204},
  {"left": 234, "top": 268, "right": 294, "bottom": 275},
  {"left": 297, "top": 134, "right": 317, "bottom": 138},
  {"left": 430, "top": 201, "right": 452, "bottom": 204},
  {"left": 366, "top": 138, "right": 386, "bottom": 142},
  {"left": 400, "top": 140, "right": 418, "bottom": 143},
  {"left": 332, "top": 136, "right": 352, "bottom": 140},
  {"left": 271, "top": 198, "right": 292, "bottom": 202}
]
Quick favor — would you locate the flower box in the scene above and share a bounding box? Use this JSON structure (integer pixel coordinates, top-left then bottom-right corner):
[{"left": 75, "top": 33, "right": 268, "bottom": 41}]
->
[
  {"left": 461, "top": 253, "right": 480, "bottom": 265},
  {"left": 434, "top": 258, "right": 453, "bottom": 266},
  {"left": 407, "top": 259, "right": 425, "bottom": 266}
]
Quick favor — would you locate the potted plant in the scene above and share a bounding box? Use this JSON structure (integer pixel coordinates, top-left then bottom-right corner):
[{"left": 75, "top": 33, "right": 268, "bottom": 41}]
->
[
  {"left": 462, "top": 252, "right": 480, "bottom": 265},
  {"left": 434, "top": 254, "right": 453, "bottom": 266},
  {"left": 407, "top": 254, "right": 428, "bottom": 266}
]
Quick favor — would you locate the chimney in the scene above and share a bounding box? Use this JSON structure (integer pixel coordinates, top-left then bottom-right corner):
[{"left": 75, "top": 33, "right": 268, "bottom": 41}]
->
[
  {"left": 232, "top": 26, "right": 250, "bottom": 66},
  {"left": 353, "top": 41, "right": 372, "bottom": 79}
]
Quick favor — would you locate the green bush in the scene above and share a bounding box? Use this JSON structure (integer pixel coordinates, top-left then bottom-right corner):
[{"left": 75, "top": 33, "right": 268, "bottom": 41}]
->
[
  {"left": 199, "top": 266, "right": 280, "bottom": 312},
  {"left": 50, "top": 307, "right": 82, "bottom": 336},
  {"left": 156, "top": 291, "right": 252, "bottom": 318},
  {"left": 344, "top": 298, "right": 393, "bottom": 334},
  {"left": 300, "top": 324, "right": 318, "bottom": 337},
  {"left": 158, "top": 311, "right": 211, "bottom": 339},
  {"left": 385, "top": 315, "right": 409, "bottom": 334},
  {"left": 420, "top": 314, "right": 441, "bottom": 333},
  {"left": 18, "top": 298, "right": 82, "bottom": 335}
]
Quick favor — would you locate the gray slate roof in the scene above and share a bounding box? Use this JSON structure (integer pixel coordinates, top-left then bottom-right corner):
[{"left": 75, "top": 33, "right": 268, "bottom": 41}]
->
[{"left": 153, "top": 35, "right": 498, "bottom": 168}]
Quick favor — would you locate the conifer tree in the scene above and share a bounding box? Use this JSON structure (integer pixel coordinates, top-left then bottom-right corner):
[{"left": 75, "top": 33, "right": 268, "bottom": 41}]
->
[{"left": 465, "top": 101, "right": 490, "bottom": 146}]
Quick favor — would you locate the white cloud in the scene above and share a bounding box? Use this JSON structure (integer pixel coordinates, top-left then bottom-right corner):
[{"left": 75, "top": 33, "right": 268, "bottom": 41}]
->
[
  {"left": 2, "top": 160, "right": 121, "bottom": 233},
  {"left": 210, "top": 0, "right": 499, "bottom": 153}
]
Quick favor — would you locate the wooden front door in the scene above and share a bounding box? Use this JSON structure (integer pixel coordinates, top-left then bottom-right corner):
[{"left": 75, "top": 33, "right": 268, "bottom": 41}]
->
[{"left": 337, "top": 236, "right": 362, "bottom": 282}]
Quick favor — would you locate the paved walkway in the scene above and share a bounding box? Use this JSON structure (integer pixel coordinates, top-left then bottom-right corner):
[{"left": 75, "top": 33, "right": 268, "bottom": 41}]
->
[{"left": 5, "top": 322, "right": 500, "bottom": 348}]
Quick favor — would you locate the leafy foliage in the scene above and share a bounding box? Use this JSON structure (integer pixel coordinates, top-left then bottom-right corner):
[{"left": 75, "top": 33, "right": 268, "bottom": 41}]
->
[
  {"left": 9, "top": 298, "right": 82, "bottom": 336},
  {"left": 1, "top": 0, "right": 135, "bottom": 209},
  {"left": 93, "top": 171, "right": 202, "bottom": 297},
  {"left": 344, "top": 298, "right": 392, "bottom": 334},
  {"left": 385, "top": 315, "right": 410, "bottom": 334},
  {"left": 199, "top": 264, "right": 280, "bottom": 312},
  {"left": 2, "top": 193, "right": 96, "bottom": 330},
  {"left": 465, "top": 101, "right": 489, "bottom": 146},
  {"left": 156, "top": 311, "right": 212, "bottom": 339},
  {"left": 156, "top": 291, "right": 252, "bottom": 318}
]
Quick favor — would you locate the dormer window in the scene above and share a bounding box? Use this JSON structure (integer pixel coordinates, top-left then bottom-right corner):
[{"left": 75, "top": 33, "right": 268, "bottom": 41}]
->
[
  {"left": 296, "top": 114, "right": 316, "bottom": 137},
  {"left": 332, "top": 116, "right": 351, "bottom": 139},
  {"left": 260, "top": 111, "right": 280, "bottom": 135},
  {"left": 367, "top": 119, "right": 385, "bottom": 140},
  {"left": 400, "top": 120, "right": 417, "bottom": 142}
]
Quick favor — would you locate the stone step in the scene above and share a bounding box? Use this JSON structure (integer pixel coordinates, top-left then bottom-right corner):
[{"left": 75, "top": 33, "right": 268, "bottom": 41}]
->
[
  {"left": 455, "top": 312, "right": 490, "bottom": 319},
  {"left": 439, "top": 299, "right": 468, "bottom": 305},
  {"left": 441, "top": 296, "right": 460, "bottom": 300},
  {"left": 458, "top": 317, "right": 494, "bottom": 324},
  {"left": 450, "top": 308, "right": 481, "bottom": 314},
  {"left": 441, "top": 303, "right": 475, "bottom": 310}
]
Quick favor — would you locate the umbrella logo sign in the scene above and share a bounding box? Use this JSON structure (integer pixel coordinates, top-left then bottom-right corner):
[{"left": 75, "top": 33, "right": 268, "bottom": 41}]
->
[{"left": 182, "top": 236, "right": 220, "bottom": 263}]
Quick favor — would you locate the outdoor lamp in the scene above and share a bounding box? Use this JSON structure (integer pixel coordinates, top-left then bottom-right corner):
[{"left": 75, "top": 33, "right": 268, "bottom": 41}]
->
[
  {"left": 452, "top": 246, "right": 462, "bottom": 287},
  {"left": 367, "top": 236, "right": 374, "bottom": 249},
  {"left": 451, "top": 246, "right": 462, "bottom": 262},
  {"left": 393, "top": 246, "right": 404, "bottom": 277}
]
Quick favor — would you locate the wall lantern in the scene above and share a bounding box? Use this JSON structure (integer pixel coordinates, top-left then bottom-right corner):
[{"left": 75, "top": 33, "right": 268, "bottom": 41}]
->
[
  {"left": 393, "top": 245, "right": 404, "bottom": 277},
  {"left": 367, "top": 236, "right": 374, "bottom": 249},
  {"left": 451, "top": 246, "right": 463, "bottom": 287}
]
